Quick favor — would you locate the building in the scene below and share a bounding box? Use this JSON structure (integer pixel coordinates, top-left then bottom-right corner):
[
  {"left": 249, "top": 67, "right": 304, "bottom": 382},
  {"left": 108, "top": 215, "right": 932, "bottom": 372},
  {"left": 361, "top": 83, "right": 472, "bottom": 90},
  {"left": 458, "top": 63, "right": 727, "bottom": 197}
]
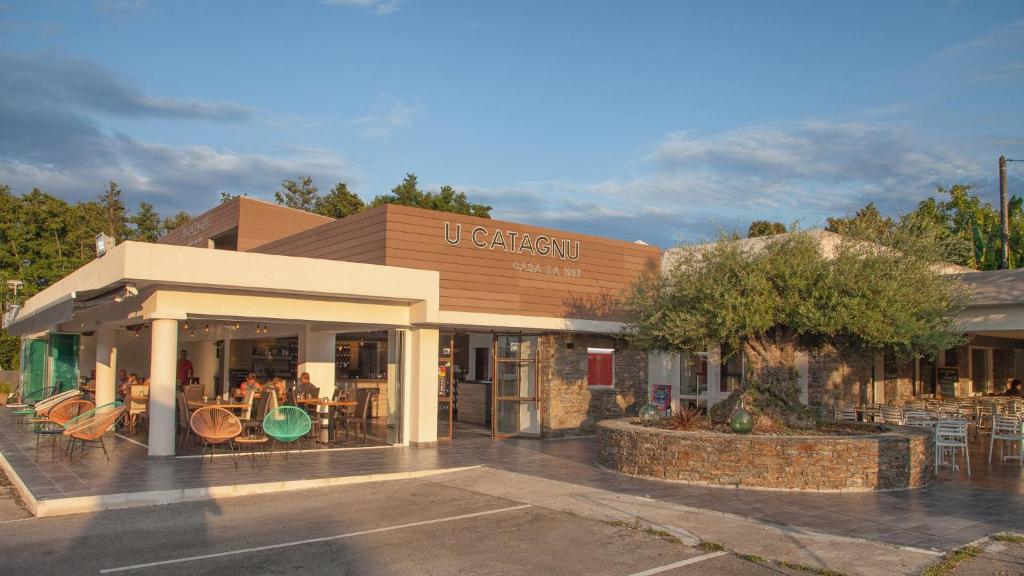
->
[
  {"left": 648, "top": 233, "right": 1024, "bottom": 415},
  {"left": 5, "top": 197, "right": 661, "bottom": 456},
  {"left": 6, "top": 198, "right": 1022, "bottom": 458}
]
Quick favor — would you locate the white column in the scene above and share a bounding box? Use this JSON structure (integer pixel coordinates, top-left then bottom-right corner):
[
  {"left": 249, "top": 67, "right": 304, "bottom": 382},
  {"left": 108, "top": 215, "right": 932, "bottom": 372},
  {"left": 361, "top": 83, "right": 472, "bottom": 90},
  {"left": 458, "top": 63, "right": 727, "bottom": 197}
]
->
[
  {"left": 95, "top": 326, "right": 117, "bottom": 407},
  {"left": 148, "top": 318, "right": 178, "bottom": 457},
  {"left": 407, "top": 327, "right": 439, "bottom": 446},
  {"left": 221, "top": 337, "right": 232, "bottom": 400},
  {"left": 298, "top": 326, "right": 336, "bottom": 398},
  {"left": 187, "top": 340, "right": 218, "bottom": 398}
]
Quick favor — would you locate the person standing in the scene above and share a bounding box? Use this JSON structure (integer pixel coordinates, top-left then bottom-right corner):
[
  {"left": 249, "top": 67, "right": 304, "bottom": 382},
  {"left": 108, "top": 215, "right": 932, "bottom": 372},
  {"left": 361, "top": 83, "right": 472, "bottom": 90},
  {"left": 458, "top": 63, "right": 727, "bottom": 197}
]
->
[{"left": 176, "top": 349, "right": 194, "bottom": 386}]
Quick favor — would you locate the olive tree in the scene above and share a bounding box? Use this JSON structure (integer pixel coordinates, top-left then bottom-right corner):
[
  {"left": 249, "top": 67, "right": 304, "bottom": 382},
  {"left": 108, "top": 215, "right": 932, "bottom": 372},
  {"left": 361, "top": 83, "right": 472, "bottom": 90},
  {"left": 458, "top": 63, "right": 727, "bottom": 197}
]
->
[{"left": 623, "top": 226, "right": 969, "bottom": 429}]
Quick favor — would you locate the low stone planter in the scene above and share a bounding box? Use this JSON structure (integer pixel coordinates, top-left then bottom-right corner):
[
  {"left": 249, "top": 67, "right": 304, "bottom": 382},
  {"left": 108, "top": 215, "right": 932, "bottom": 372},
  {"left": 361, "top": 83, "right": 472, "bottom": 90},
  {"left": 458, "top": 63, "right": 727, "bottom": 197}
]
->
[{"left": 596, "top": 418, "right": 934, "bottom": 491}]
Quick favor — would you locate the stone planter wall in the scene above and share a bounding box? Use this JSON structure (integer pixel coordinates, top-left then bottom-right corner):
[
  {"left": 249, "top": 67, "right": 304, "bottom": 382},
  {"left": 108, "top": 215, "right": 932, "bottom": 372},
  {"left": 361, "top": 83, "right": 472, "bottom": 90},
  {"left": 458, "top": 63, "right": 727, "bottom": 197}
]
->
[{"left": 596, "top": 419, "right": 934, "bottom": 491}]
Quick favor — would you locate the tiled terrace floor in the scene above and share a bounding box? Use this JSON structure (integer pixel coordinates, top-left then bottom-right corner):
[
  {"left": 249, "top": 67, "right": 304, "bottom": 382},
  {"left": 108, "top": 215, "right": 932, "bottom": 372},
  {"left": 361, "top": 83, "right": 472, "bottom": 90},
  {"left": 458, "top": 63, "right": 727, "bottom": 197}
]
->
[{"left": 1, "top": 406, "right": 1021, "bottom": 552}]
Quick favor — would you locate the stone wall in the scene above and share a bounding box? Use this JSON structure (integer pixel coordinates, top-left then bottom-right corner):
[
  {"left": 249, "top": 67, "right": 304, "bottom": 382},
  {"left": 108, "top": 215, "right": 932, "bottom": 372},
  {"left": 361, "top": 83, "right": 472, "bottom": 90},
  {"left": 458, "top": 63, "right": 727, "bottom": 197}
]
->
[
  {"left": 597, "top": 419, "right": 934, "bottom": 491},
  {"left": 541, "top": 333, "right": 647, "bottom": 438}
]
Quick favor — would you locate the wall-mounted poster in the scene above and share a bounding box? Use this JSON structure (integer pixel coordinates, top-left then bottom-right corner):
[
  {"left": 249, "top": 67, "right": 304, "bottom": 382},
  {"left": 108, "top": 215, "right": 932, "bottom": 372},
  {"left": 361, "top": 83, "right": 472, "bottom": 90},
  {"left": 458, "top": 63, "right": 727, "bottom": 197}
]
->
[
  {"left": 938, "top": 367, "right": 958, "bottom": 398},
  {"left": 651, "top": 385, "right": 671, "bottom": 410}
]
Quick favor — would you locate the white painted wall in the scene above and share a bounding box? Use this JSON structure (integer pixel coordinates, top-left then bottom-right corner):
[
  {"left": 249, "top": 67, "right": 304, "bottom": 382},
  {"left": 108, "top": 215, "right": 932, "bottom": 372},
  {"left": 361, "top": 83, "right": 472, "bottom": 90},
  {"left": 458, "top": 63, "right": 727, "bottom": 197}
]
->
[
  {"left": 298, "top": 326, "right": 336, "bottom": 399},
  {"left": 406, "top": 327, "right": 439, "bottom": 446},
  {"left": 182, "top": 340, "right": 218, "bottom": 397},
  {"left": 648, "top": 352, "right": 681, "bottom": 411}
]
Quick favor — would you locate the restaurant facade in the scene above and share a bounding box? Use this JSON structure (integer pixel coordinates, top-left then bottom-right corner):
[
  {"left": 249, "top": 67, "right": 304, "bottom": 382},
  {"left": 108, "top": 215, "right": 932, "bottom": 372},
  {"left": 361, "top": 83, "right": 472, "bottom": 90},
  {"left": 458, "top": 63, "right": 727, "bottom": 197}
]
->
[
  {"left": 7, "top": 198, "right": 1024, "bottom": 458},
  {"left": 5, "top": 197, "right": 661, "bottom": 456}
]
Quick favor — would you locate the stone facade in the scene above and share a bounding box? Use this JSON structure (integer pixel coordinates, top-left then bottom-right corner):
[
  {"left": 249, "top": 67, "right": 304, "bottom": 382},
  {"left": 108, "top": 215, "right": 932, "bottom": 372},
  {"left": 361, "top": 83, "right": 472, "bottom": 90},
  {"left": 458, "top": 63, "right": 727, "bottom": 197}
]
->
[
  {"left": 541, "top": 333, "right": 647, "bottom": 438},
  {"left": 597, "top": 419, "right": 934, "bottom": 491},
  {"left": 806, "top": 335, "right": 1024, "bottom": 410}
]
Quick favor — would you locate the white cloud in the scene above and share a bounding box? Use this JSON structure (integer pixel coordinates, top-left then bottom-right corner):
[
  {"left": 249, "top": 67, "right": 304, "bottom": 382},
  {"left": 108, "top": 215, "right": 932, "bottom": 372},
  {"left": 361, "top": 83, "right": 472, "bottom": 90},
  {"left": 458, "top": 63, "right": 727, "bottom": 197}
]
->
[
  {"left": 457, "top": 121, "right": 990, "bottom": 248},
  {"left": 934, "top": 18, "right": 1024, "bottom": 60},
  {"left": 0, "top": 51, "right": 355, "bottom": 213},
  {"left": 351, "top": 97, "right": 421, "bottom": 138},
  {"left": 322, "top": 0, "right": 400, "bottom": 16}
]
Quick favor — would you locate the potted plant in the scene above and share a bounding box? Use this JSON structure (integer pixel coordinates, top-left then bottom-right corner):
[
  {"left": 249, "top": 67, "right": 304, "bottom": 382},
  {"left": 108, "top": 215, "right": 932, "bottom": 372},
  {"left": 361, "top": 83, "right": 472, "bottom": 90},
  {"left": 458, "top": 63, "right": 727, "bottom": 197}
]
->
[{"left": 0, "top": 382, "right": 10, "bottom": 405}]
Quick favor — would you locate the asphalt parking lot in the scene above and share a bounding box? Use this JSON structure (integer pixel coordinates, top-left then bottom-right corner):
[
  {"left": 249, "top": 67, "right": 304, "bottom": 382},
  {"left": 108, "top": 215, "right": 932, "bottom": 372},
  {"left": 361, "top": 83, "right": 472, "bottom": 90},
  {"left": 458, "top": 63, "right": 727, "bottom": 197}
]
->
[{"left": 0, "top": 477, "right": 780, "bottom": 576}]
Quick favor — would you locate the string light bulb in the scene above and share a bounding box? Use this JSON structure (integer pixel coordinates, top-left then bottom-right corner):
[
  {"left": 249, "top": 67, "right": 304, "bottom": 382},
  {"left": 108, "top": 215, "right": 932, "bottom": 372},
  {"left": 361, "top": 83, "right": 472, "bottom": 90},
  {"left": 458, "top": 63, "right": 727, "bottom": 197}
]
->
[
  {"left": 204, "top": 324, "right": 210, "bottom": 334},
  {"left": 189, "top": 330, "right": 195, "bottom": 337},
  {"left": 183, "top": 321, "right": 189, "bottom": 330}
]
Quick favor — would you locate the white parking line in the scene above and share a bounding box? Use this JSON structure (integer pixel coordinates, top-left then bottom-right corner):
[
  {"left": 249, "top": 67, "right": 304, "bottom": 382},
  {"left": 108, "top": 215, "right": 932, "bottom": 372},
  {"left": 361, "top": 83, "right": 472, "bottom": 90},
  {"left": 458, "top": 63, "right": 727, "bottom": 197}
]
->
[
  {"left": 624, "top": 551, "right": 730, "bottom": 576},
  {"left": 99, "top": 504, "right": 532, "bottom": 573}
]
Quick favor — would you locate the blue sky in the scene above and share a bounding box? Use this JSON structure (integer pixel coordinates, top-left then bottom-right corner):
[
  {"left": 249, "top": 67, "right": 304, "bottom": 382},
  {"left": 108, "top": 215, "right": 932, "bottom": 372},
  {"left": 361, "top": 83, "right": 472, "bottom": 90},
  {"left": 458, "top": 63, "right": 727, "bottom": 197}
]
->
[{"left": 1, "top": 0, "right": 1022, "bottom": 247}]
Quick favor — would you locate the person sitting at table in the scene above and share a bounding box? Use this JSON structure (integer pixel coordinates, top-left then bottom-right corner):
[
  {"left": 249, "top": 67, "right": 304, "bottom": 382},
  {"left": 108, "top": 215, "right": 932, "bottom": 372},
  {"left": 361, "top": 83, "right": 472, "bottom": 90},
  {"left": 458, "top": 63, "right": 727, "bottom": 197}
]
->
[
  {"left": 1003, "top": 378, "right": 1023, "bottom": 397},
  {"left": 270, "top": 377, "right": 286, "bottom": 400},
  {"left": 296, "top": 372, "right": 320, "bottom": 399},
  {"left": 116, "top": 369, "right": 130, "bottom": 399},
  {"left": 240, "top": 373, "right": 261, "bottom": 395}
]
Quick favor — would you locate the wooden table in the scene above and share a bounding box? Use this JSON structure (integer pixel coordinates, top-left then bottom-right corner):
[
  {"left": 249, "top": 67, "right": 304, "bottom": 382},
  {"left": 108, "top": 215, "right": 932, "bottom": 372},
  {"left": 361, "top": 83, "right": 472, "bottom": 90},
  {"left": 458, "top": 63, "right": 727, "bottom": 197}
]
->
[
  {"left": 188, "top": 400, "right": 249, "bottom": 411},
  {"left": 297, "top": 400, "right": 357, "bottom": 444},
  {"left": 234, "top": 434, "right": 269, "bottom": 469}
]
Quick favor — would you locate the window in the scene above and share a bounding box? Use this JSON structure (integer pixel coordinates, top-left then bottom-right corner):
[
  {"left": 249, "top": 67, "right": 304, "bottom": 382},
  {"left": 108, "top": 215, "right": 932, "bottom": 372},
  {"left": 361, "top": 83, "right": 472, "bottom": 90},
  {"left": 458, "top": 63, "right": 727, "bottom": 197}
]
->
[
  {"left": 918, "top": 356, "right": 937, "bottom": 396},
  {"left": 719, "top": 344, "right": 743, "bottom": 393},
  {"left": 587, "top": 348, "right": 614, "bottom": 387},
  {"left": 680, "top": 352, "right": 708, "bottom": 396}
]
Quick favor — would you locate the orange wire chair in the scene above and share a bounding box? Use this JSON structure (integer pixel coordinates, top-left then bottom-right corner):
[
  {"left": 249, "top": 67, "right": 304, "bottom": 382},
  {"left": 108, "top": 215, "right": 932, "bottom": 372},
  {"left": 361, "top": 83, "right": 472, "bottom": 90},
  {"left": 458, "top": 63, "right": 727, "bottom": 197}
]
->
[
  {"left": 189, "top": 406, "right": 242, "bottom": 467},
  {"left": 63, "top": 405, "right": 127, "bottom": 463}
]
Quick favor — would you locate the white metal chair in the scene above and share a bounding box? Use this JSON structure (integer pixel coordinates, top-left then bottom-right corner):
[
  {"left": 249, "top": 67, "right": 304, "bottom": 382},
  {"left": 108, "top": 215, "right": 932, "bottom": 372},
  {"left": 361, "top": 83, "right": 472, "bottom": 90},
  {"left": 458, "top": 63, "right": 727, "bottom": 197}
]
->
[
  {"left": 989, "top": 414, "right": 1023, "bottom": 468},
  {"left": 975, "top": 403, "right": 995, "bottom": 439},
  {"left": 881, "top": 405, "right": 903, "bottom": 425},
  {"left": 903, "top": 410, "right": 932, "bottom": 428},
  {"left": 835, "top": 405, "right": 858, "bottom": 422},
  {"left": 935, "top": 419, "right": 970, "bottom": 476}
]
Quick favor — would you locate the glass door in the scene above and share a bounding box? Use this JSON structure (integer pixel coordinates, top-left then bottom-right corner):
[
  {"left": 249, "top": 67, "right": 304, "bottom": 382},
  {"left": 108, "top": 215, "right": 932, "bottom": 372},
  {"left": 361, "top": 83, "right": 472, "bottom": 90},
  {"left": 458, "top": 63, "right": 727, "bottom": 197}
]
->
[
  {"left": 438, "top": 332, "right": 455, "bottom": 441},
  {"left": 492, "top": 334, "right": 541, "bottom": 438},
  {"left": 20, "top": 338, "right": 47, "bottom": 399},
  {"left": 48, "top": 333, "right": 80, "bottom": 392}
]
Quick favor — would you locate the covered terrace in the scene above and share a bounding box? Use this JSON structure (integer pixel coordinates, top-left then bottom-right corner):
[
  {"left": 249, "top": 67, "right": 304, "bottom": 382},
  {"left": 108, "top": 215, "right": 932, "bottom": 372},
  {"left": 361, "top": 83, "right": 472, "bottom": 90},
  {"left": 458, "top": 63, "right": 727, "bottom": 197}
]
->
[{"left": 4, "top": 241, "right": 444, "bottom": 457}]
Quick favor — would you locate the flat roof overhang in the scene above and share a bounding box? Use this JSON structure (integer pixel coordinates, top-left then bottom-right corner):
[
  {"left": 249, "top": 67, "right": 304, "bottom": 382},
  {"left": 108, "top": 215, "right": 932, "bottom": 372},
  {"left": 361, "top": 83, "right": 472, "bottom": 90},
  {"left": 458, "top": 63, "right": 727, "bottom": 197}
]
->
[{"left": 5, "top": 241, "right": 440, "bottom": 336}]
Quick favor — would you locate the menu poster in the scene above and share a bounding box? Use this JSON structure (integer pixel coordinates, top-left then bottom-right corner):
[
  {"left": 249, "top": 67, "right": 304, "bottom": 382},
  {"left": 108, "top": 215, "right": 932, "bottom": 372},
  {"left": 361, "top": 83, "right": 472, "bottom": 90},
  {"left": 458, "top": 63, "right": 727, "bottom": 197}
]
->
[
  {"left": 651, "top": 385, "right": 672, "bottom": 410},
  {"left": 938, "top": 367, "right": 958, "bottom": 398}
]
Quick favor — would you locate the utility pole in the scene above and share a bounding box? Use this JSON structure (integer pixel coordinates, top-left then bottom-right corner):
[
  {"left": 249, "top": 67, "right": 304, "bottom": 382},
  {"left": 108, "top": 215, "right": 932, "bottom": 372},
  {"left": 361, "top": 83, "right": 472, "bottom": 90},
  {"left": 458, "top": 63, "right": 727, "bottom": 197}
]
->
[{"left": 1000, "top": 155, "right": 1009, "bottom": 269}]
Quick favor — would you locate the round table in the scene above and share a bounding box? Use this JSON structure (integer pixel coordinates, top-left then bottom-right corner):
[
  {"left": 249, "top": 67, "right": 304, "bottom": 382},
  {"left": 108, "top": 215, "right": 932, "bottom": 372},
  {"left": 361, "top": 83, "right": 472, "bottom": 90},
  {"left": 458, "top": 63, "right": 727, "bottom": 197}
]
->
[{"left": 234, "top": 434, "right": 269, "bottom": 469}]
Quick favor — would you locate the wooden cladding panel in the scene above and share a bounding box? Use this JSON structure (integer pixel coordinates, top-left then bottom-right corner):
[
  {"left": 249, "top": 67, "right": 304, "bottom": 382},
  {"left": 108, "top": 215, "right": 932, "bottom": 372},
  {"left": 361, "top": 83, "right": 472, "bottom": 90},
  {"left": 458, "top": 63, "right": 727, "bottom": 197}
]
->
[
  {"left": 236, "top": 199, "right": 333, "bottom": 252},
  {"left": 159, "top": 200, "right": 240, "bottom": 247},
  {"left": 380, "top": 205, "right": 660, "bottom": 320},
  {"left": 251, "top": 207, "right": 388, "bottom": 265},
  {"left": 159, "top": 197, "right": 331, "bottom": 251}
]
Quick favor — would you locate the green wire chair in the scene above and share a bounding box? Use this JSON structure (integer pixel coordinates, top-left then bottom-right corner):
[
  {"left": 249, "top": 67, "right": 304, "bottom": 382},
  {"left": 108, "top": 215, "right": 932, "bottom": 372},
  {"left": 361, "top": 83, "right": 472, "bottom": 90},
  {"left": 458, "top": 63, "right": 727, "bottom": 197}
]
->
[
  {"left": 10, "top": 385, "right": 58, "bottom": 429},
  {"left": 262, "top": 406, "right": 311, "bottom": 460}
]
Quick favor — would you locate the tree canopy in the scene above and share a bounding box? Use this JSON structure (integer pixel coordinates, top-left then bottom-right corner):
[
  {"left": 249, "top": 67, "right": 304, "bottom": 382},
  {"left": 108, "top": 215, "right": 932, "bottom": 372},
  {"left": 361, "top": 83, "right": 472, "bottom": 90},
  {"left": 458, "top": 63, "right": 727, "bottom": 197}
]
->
[
  {"left": 314, "top": 182, "right": 365, "bottom": 218},
  {"left": 269, "top": 173, "right": 492, "bottom": 219},
  {"left": 273, "top": 176, "right": 319, "bottom": 212},
  {"left": 747, "top": 220, "right": 787, "bottom": 238},
  {"left": 370, "top": 174, "right": 492, "bottom": 217},
  {"left": 0, "top": 183, "right": 193, "bottom": 369},
  {"left": 624, "top": 225, "right": 968, "bottom": 427}
]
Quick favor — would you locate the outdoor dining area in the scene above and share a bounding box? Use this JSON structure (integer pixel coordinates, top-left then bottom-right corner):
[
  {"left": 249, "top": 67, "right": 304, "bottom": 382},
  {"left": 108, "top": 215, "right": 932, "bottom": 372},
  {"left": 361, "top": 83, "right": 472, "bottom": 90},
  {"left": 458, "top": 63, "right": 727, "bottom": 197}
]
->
[
  {"left": 834, "top": 396, "right": 1024, "bottom": 478},
  {"left": 6, "top": 373, "right": 385, "bottom": 470},
  {"left": 176, "top": 379, "right": 381, "bottom": 468}
]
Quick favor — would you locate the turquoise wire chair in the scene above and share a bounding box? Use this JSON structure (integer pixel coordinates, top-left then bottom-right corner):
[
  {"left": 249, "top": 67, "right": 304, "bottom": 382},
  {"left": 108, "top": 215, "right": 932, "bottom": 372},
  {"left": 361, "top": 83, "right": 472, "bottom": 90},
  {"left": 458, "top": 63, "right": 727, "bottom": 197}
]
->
[{"left": 263, "top": 406, "right": 311, "bottom": 460}]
